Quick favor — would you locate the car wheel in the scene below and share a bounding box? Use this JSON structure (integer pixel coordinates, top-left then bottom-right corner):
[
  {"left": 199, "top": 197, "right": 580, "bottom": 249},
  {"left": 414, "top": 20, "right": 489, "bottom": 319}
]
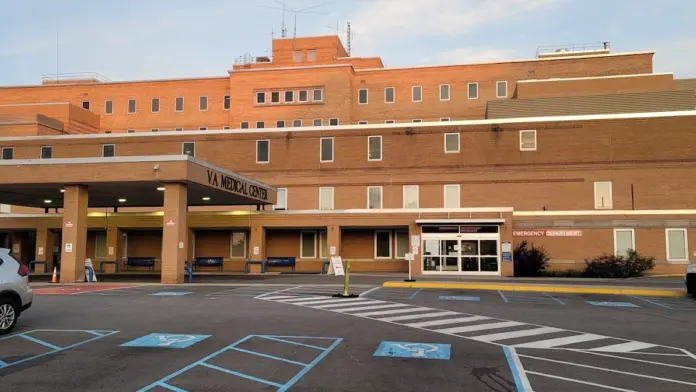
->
[
  {"left": 687, "top": 276, "right": 696, "bottom": 297},
  {"left": 0, "top": 297, "right": 19, "bottom": 335}
]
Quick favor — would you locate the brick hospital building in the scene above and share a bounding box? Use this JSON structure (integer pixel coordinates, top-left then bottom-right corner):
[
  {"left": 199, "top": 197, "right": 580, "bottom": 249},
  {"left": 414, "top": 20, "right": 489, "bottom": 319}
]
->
[{"left": 1, "top": 35, "right": 695, "bottom": 283}]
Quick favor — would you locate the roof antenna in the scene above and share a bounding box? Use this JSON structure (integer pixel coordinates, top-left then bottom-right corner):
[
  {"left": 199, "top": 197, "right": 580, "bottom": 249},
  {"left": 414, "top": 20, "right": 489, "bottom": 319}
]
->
[{"left": 261, "top": 1, "right": 331, "bottom": 41}]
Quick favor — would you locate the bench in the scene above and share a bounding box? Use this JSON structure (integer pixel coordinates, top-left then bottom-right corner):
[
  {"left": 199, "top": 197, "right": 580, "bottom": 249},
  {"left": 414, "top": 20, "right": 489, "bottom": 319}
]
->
[
  {"left": 193, "top": 257, "right": 224, "bottom": 271},
  {"left": 245, "top": 260, "right": 266, "bottom": 274},
  {"left": 99, "top": 260, "right": 119, "bottom": 273},
  {"left": 125, "top": 257, "right": 156, "bottom": 271},
  {"left": 266, "top": 257, "right": 296, "bottom": 272},
  {"left": 29, "top": 260, "right": 47, "bottom": 273}
]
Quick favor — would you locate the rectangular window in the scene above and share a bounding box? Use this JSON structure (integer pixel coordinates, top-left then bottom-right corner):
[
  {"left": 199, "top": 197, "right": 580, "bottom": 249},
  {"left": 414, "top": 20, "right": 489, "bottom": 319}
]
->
[
  {"left": 128, "top": 99, "right": 136, "bottom": 114},
  {"left": 496, "top": 81, "right": 508, "bottom": 98},
  {"left": 319, "top": 187, "right": 334, "bottom": 210},
  {"left": 95, "top": 233, "right": 106, "bottom": 259},
  {"left": 519, "top": 130, "right": 537, "bottom": 151},
  {"left": 385, "top": 87, "right": 395, "bottom": 103},
  {"left": 223, "top": 126, "right": 230, "bottom": 130},
  {"left": 182, "top": 142, "right": 195, "bottom": 157},
  {"left": 313, "top": 118, "right": 322, "bottom": 127},
  {"left": 440, "top": 117, "right": 450, "bottom": 122},
  {"left": 320, "top": 137, "right": 334, "bottom": 162},
  {"left": 151, "top": 98, "right": 160, "bottom": 113},
  {"left": 256, "top": 140, "right": 270, "bottom": 163},
  {"left": 104, "top": 100, "right": 113, "bottom": 115},
  {"left": 412, "top": 119, "right": 422, "bottom": 123},
  {"left": 358, "top": 88, "right": 368, "bottom": 104},
  {"left": 293, "top": 50, "right": 303, "bottom": 63},
  {"left": 375, "top": 231, "right": 391, "bottom": 258},
  {"left": 199, "top": 127, "right": 207, "bottom": 131},
  {"left": 313, "top": 88, "right": 323, "bottom": 102},
  {"left": 439, "top": 84, "right": 450, "bottom": 101},
  {"left": 127, "top": 129, "right": 136, "bottom": 133},
  {"left": 230, "top": 232, "right": 246, "bottom": 258},
  {"left": 301, "top": 231, "right": 316, "bottom": 259},
  {"left": 240, "top": 122, "right": 249, "bottom": 129},
  {"left": 102, "top": 144, "right": 115, "bottom": 158},
  {"left": 395, "top": 231, "right": 409, "bottom": 259},
  {"left": 1, "top": 148, "right": 12, "bottom": 160},
  {"left": 594, "top": 181, "right": 613, "bottom": 209},
  {"left": 175, "top": 97, "right": 184, "bottom": 112},
  {"left": 367, "top": 186, "right": 383, "bottom": 209},
  {"left": 444, "top": 184, "right": 460, "bottom": 208},
  {"left": 150, "top": 128, "right": 159, "bottom": 133},
  {"left": 174, "top": 128, "right": 183, "bottom": 132},
  {"left": 199, "top": 96, "right": 208, "bottom": 111},
  {"left": 271, "top": 91, "right": 280, "bottom": 103},
  {"left": 666, "top": 229, "right": 689, "bottom": 262},
  {"left": 223, "top": 95, "right": 230, "bottom": 110},
  {"left": 444, "top": 133, "right": 460, "bottom": 153},
  {"left": 329, "top": 118, "right": 339, "bottom": 126},
  {"left": 614, "top": 229, "right": 635, "bottom": 258},
  {"left": 82, "top": 101, "right": 90, "bottom": 110},
  {"left": 412, "top": 86, "right": 422, "bottom": 102},
  {"left": 284, "top": 91, "right": 294, "bottom": 103},
  {"left": 385, "top": 120, "right": 395, "bottom": 124},
  {"left": 468, "top": 82, "right": 479, "bottom": 99},
  {"left": 41, "top": 146, "right": 52, "bottom": 159},
  {"left": 299, "top": 90, "right": 308, "bottom": 102},
  {"left": 358, "top": 121, "right": 368, "bottom": 125},
  {"left": 276, "top": 120, "right": 285, "bottom": 128},
  {"left": 403, "top": 185, "right": 419, "bottom": 208},
  {"left": 319, "top": 231, "right": 328, "bottom": 258},
  {"left": 274, "top": 188, "right": 287, "bottom": 210},
  {"left": 292, "top": 119, "right": 302, "bottom": 127},
  {"left": 368, "top": 135, "right": 382, "bottom": 161},
  {"left": 256, "top": 92, "right": 266, "bottom": 104},
  {"left": 256, "top": 121, "right": 265, "bottom": 129},
  {"left": 307, "top": 49, "right": 317, "bottom": 61}
]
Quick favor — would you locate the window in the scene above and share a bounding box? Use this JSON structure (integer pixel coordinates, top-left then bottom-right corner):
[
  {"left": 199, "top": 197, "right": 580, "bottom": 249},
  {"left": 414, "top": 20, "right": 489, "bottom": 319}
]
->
[
  {"left": 175, "top": 97, "right": 184, "bottom": 112},
  {"left": 439, "top": 84, "right": 450, "bottom": 101},
  {"left": 293, "top": 50, "right": 303, "bottom": 63},
  {"left": 127, "top": 99, "right": 136, "bottom": 114},
  {"left": 412, "top": 86, "right": 422, "bottom": 102},
  {"left": 256, "top": 121, "right": 265, "bottom": 129},
  {"left": 104, "top": 100, "right": 113, "bottom": 115},
  {"left": 284, "top": 91, "right": 294, "bottom": 103},
  {"left": 444, "top": 184, "right": 460, "bottom": 208},
  {"left": 256, "top": 92, "right": 266, "bottom": 104},
  {"left": 358, "top": 121, "right": 368, "bottom": 125},
  {"left": 182, "top": 142, "right": 195, "bottom": 157},
  {"left": 274, "top": 188, "right": 287, "bottom": 210},
  {"left": 358, "top": 88, "right": 368, "bottom": 104},
  {"left": 41, "top": 146, "right": 52, "bottom": 159},
  {"left": 256, "top": 140, "right": 270, "bottom": 163},
  {"left": 175, "top": 128, "right": 183, "bottom": 132},
  {"left": 319, "top": 187, "right": 334, "bottom": 210},
  {"left": 151, "top": 98, "right": 160, "bottom": 113},
  {"left": 291, "top": 119, "right": 301, "bottom": 127},
  {"left": 199, "top": 96, "right": 208, "bottom": 111},
  {"left": 307, "top": 49, "right": 317, "bottom": 61},
  {"left": 320, "top": 137, "right": 334, "bottom": 162},
  {"left": 82, "top": 101, "right": 90, "bottom": 110},
  {"left": 594, "top": 181, "right": 613, "bottom": 209},
  {"left": 375, "top": 231, "right": 391, "bottom": 258},
  {"left": 151, "top": 128, "right": 159, "bottom": 132},
  {"left": 614, "top": 229, "right": 635, "bottom": 258},
  {"left": 127, "top": 129, "right": 136, "bottom": 133},
  {"left": 497, "top": 81, "right": 508, "bottom": 98},
  {"left": 223, "top": 95, "right": 230, "bottom": 110},
  {"left": 1, "top": 148, "right": 13, "bottom": 160},
  {"left": 223, "top": 126, "right": 230, "bottom": 130},
  {"left": 519, "top": 130, "right": 537, "bottom": 151},
  {"left": 403, "top": 185, "right": 419, "bottom": 208},
  {"left": 240, "top": 122, "right": 249, "bottom": 129},
  {"left": 313, "top": 88, "right": 323, "bottom": 102},
  {"left": 276, "top": 120, "right": 285, "bottom": 128},
  {"left": 666, "top": 229, "right": 689, "bottom": 262},
  {"left": 412, "top": 119, "right": 422, "bottom": 123},
  {"left": 105, "top": 131, "right": 112, "bottom": 134},
  {"left": 385, "top": 87, "right": 395, "bottom": 103},
  {"left": 313, "top": 118, "right": 322, "bottom": 127},
  {"left": 368, "top": 135, "right": 382, "bottom": 161},
  {"left": 329, "top": 118, "right": 339, "bottom": 126},
  {"left": 468, "top": 82, "right": 479, "bottom": 99},
  {"left": 385, "top": 120, "right": 395, "bottom": 124},
  {"left": 444, "top": 133, "right": 460, "bottom": 153},
  {"left": 199, "top": 127, "right": 207, "bottom": 131},
  {"left": 271, "top": 91, "right": 280, "bottom": 103},
  {"left": 395, "top": 231, "right": 409, "bottom": 259},
  {"left": 367, "top": 186, "right": 383, "bottom": 209},
  {"left": 299, "top": 90, "right": 308, "bottom": 102},
  {"left": 230, "top": 232, "right": 246, "bottom": 258},
  {"left": 440, "top": 117, "right": 450, "bottom": 122},
  {"left": 102, "top": 144, "right": 115, "bottom": 158},
  {"left": 301, "top": 231, "right": 316, "bottom": 259},
  {"left": 319, "top": 231, "right": 328, "bottom": 258},
  {"left": 95, "top": 233, "right": 106, "bottom": 259}
]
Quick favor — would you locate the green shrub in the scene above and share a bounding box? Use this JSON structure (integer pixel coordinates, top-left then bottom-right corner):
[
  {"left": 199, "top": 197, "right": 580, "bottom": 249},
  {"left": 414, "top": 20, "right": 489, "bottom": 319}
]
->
[
  {"left": 513, "top": 241, "right": 550, "bottom": 277},
  {"left": 583, "top": 250, "right": 655, "bottom": 278}
]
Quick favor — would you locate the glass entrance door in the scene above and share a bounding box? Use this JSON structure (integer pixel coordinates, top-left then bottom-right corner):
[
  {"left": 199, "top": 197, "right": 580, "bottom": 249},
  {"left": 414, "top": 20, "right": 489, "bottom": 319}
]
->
[{"left": 422, "top": 237, "right": 499, "bottom": 274}]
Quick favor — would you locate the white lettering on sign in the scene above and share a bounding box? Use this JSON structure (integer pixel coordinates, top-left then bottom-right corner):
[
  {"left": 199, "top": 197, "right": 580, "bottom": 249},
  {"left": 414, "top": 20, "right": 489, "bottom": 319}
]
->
[
  {"left": 331, "top": 256, "right": 345, "bottom": 276},
  {"left": 512, "top": 230, "right": 582, "bottom": 237}
]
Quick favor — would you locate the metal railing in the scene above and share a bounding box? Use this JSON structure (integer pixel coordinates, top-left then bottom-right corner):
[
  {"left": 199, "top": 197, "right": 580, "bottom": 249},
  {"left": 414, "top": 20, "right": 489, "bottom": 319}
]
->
[
  {"left": 234, "top": 53, "right": 272, "bottom": 66},
  {"left": 536, "top": 42, "right": 610, "bottom": 57},
  {"left": 41, "top": 72, "right": 112, "bottom": 84}
]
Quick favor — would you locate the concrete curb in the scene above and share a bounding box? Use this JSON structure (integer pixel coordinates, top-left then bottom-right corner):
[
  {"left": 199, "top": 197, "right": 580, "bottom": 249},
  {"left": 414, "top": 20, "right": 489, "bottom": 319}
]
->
[{"left": 383, "top": 281, "right": 688, "bottom": 297}]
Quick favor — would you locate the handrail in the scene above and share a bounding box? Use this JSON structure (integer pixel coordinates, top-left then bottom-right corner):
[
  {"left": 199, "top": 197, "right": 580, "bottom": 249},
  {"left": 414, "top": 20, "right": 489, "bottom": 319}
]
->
[
  {"left": 41, "top": 72, "right": 112, "bottom": 83},
  {"left": 536, "top": 42, "right": 610, "bottom": 57}
]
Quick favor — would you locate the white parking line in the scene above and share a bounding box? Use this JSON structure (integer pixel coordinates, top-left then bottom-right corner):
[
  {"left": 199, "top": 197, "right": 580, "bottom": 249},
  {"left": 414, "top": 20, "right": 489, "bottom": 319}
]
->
[
  {"left": 515, "top": 333, "right": 607, "bottom": 349},
  {"left": 436, "top": 321, "right": 524, "bottom": 334},
  {"left": 404, "top": 316, "right": 490, "bottom": 328},
  {"left": 377, "top": 311, "right": 458, "bottom": 322},
  {"left": 472, "top": 327, "right": 563, "bottom": 343},
  {"left": 589, "top": 341, "right": 657, "bottom": 353}
]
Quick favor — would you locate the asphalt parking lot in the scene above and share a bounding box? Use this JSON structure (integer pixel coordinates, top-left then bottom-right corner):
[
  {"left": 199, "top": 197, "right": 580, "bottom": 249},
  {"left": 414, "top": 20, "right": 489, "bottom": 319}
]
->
[{"left": 3, "top": 283, "right": 696, "bottom": 391}]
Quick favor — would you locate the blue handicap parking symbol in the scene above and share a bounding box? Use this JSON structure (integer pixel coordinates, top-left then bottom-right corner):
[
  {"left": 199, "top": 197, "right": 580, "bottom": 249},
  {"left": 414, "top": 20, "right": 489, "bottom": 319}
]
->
[
  {"left": 373, "top": 341, "right": 451, "bottom": 360},
  {"left": 439, "top": 295, "right": 480, "bottom": 301},
  {"left": 122, "top": 333, "right": 210, "bottom": 348},
  {"left": 148, "top": 292, "right": 193, "bottom": 296},
  {"left": 587, "top": 301, "right": 640, "bottom": 308}
]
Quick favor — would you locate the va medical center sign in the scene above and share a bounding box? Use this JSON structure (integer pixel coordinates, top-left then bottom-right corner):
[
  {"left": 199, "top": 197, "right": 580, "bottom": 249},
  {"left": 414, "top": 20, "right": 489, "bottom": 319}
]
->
[{"left": 206, "top": 170, "right": 269, "bottom": 201}]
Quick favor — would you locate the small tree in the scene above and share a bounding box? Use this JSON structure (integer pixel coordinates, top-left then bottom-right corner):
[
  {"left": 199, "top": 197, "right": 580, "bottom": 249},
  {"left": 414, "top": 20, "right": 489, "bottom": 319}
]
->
[
  {"left": 513, "top": 241, "right": 550, "bottom": 277},
  {"left": 583, "top": 250, "right": 655, "bottom": 278}
]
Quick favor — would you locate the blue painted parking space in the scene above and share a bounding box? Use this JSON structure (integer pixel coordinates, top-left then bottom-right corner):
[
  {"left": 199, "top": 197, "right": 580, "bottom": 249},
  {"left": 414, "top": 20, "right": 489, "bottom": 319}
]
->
[
  {"left": 0, "top": 329, "right": 119, "bottom": 370},
  {"left": 587, "top": 301, "right": 640, "bottom": 308},
  {"left": 122, "top": 333, "right": 210, "bottom": 348},
  {"left": 439, "top": 295, "right": 480, "bottom": 301},
  {"left": 629, "top": 296, "right": 696, "bottom": 310},
  {"left": 373, "top": 341, "right": 451, "bottom": 360},
  {"left": 138, "top": 334, "right": 342, "bottom": 392},
  {"left": 149, "top": 291, "right": 193, "bottom": 296}
]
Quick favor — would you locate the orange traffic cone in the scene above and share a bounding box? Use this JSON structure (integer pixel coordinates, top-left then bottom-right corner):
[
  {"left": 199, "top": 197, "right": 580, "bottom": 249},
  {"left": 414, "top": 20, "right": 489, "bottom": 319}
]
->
[{"left": 50, "top": 267, "right": 58, "bottom": 284}]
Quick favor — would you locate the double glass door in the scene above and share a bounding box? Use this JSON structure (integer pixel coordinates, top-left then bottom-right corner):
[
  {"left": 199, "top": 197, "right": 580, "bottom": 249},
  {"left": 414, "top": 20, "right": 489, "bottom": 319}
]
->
[{"left": 422, "top": 237, "right": 499, "bottom": 274}]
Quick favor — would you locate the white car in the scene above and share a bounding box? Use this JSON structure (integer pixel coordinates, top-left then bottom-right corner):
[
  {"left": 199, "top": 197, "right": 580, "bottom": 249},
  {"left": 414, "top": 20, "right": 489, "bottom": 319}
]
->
[
  {"left": 0, "top": 248, "right": 33, "bottom": 334},
  {"left": 687, "top": 264, "right": 696, "bottom": 297}
]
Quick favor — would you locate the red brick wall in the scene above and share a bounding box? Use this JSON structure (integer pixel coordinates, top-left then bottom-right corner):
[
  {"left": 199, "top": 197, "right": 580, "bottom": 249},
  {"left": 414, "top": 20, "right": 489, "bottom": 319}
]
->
[{"left": 516, "top": 73, "right": 673, "bottom": 99}]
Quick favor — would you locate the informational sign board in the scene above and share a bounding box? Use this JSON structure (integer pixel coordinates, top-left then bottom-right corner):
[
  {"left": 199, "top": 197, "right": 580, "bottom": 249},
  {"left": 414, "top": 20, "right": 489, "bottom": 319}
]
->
[
  {"left": 65, "top": 221, "right": 74, "bottom": 228},
  {"left": 411, "top": 235, "right": 420, "bottom": 247},
  {"left": 12, "top": 244, "right": 20, "bottom": 253},
  {"left": 166, "top": 220, "right": 176, "bottom": 227},
  {"left": 65, "top": 243, "right": 73, "bottom": 253},
  {"left": 501, "top": 241, "right": 512, "bottom": 253},
  {"left": 178, "top": 241, "right": 184, "bottom": 249},
  {"left": 502, "top": 252, "right": 512, "bottom": 262},
  {"left": 108, "top": 246, "right": 114, "bottom": 256},
  {"left": 330, "top": 246, "right": 336, "bottom": 256},
  {"left": 512, "top": 230, "right": 582, "bottom": 237},
  {"left": 412, "top": 246, "right": 419, "bottom": 255},
  {"left": 253, "top": 246, "right": 260, "bottom": 255},
  {"left": 330, "top": 256, "right": 345, "bottom": 276},
  {"left": 38, "top": 246, "right": 44, "bottom": 256}
]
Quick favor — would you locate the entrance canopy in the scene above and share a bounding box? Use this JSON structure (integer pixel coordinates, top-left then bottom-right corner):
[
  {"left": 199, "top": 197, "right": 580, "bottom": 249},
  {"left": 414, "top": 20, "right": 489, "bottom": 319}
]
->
[{"left": 0, "top": 155, "right": 277, "bottom": 208}]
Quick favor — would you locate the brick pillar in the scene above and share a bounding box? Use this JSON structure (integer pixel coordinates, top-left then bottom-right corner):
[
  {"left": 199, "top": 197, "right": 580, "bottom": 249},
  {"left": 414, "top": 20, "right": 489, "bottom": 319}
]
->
[
  {"left": 11, "top": 232, "right": 24, "bottom": 263},
  {"left": 106, "top": 227, "right": 122, "bottom": 272},
  {"left": 161, "top": 183, "right": 187, "bottom": 284},
  {"left": 409, "top": 222, "right": 422, "bottom": 275},
  {"left": 249, "top": 226, "right": 265, "bottom": 261},
  {"left": 61, "top": 185, "right": 89, "bottom": 283},
  {"left": 327, "top": 225, "right": 341, "bottom": 258},
  {"left": 500, "top": 211, "right": 514, "bottom": 277},
  {"left": 35, "top": 228, "right": 54, "bottom": 264}
]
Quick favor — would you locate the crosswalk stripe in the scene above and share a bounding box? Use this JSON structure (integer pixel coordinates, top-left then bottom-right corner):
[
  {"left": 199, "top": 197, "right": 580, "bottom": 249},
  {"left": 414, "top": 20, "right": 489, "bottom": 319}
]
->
[
  {"left": 260, "top": 295, "right": 299, "bottom": 301},
  {"left": 515, "top": 333, "right": 607, "bottom": 349},
  {"left": 352, "top": 307, "right": 434, "bottom": 317},
  {"left": 588, "top": 341, "right": 658, "bottom": 353},
  {"left": 435, "top": 321, "right": 524, "bottom": 334},
  {"left": 470, "top": 326, "right": 563, "bottom": 342},
  {"left": 404, "top": 316, "right": 490, "bottom": 328},
  {"left": 333, "top": 303, "right": 411, "bottom": 313},
  {"left": 277, "top": 296, "right": 329, "bottom": 303},
  {"left": 313, "top": 300, "right": 385, "bottom": 309},
  {"left": 377, "top": 311, "right": 459, "bottom": 322},
  {"left": 290, "top": 298, "right": 370, "bottom": 306}
]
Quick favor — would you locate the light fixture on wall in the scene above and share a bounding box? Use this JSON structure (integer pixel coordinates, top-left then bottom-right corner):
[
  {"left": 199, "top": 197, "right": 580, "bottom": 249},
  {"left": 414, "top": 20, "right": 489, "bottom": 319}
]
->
[
  {"left": 118, "top": 198, "right": 127, "bottom": 203},
  {"left": 202, "top": 197, "right": 211, "bottom": 201}
]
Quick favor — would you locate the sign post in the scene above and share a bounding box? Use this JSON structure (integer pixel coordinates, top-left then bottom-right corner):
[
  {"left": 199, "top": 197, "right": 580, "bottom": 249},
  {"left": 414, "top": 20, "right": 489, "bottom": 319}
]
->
[
  {"left": 404, "top": 253, "right": 416, "bottom": 282},
  {"left": 331, "top": 257, "right": 358, "bottom": 298}
]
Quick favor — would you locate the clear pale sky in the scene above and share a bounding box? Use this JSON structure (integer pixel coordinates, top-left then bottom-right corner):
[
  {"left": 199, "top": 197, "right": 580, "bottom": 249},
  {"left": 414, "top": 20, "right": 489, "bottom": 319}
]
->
[{"left": 0, "top": 0, "right": 694, "bottom": 86}]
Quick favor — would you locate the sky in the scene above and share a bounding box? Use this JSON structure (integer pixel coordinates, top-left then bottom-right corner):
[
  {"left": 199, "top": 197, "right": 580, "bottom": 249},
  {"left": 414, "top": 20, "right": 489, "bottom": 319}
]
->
[{"left": 0, "top": 0, "right": 694, "bottom": 86}]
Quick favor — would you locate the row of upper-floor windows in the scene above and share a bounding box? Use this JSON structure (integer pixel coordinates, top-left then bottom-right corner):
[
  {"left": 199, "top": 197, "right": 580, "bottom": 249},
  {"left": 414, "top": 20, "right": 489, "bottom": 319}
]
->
[
  {"left": 358, "top": 81, "right": 508, "bottom": 104},
  {"left": 80, "top": 95, "right": 231, "bottom": 115},
  {"left": 255, "top": 88, "right": 323, "bottom": 105}
]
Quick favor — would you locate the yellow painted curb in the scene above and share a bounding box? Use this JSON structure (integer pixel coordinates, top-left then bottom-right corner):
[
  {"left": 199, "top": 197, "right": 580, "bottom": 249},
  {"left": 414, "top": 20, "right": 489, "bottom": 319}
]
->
[
  {"left": 646, "top": 274, "right": 685, "bottom": 278},
  {"left": 382, "top": 281, "right": 687, "bottom": 297}
]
